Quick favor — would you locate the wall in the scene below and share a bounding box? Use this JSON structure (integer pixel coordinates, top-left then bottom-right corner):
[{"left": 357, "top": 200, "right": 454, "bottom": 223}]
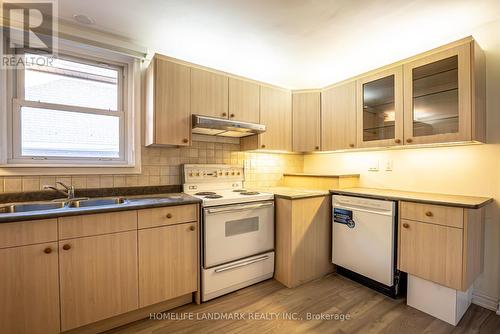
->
[{"left": 303, "top": 18, "right": 500, "bottom": 305}]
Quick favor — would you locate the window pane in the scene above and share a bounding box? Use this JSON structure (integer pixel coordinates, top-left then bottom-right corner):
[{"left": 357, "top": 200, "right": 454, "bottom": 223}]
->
[
  {"left": 24, "top": 54, "right": 119, "bottom": 111},
  {"left": 21, "top": 107, "right": 120, "bottom": 158},
  {"left": 362, "top": 75, "right": 395, "bottom": 141}
]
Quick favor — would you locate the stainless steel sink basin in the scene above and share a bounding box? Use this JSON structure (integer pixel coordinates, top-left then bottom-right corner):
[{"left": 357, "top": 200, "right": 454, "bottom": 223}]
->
[
  {"left": 68, "top": 197, "right": 127, "bottom": 208},
  {"left": 0, "top": 202, "right": 66, "bottom": 213}
]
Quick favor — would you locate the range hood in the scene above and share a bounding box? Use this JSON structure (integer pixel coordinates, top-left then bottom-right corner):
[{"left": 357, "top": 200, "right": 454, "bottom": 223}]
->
[{"left": 191, "top": 114, "right": 266, "bottom": 137}]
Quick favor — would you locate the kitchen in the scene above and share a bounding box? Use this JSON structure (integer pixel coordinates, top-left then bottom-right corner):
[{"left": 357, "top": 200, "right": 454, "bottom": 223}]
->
[{"left": 0, "top": 1, "right": 499, "bottom": 333}]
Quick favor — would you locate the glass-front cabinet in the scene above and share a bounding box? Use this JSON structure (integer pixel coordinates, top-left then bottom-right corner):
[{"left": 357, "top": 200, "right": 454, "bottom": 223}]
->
[
  {"left": 356, "top": 66, "right": 403, "bottom": 148},
  {"left": 403, "top": 43, "right": 472, "bottom": 145}
]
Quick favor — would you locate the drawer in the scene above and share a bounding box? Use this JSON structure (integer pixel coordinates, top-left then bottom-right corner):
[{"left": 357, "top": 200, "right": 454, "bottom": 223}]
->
[
  {"left": 0, "top": 219, "right": 58, "bottom": 248},
  {"left": 400, "top": 202, "right": 463, "bottom": 228},
  {"left": 138, "top": 204, "right": 198, "bottom": 229},
  {"left": 58, "top": 211, "right": 137, "bottom": 239}
]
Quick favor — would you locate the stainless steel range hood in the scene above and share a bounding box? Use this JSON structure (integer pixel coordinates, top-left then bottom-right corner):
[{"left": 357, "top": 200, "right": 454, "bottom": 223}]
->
[{"left": 192, "top": 115, "right": 266, "bottom": 138}]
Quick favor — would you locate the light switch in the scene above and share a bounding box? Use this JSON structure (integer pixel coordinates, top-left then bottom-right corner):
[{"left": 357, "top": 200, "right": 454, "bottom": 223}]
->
[{"left": 385, "top": 160, "right": 393, "bottom": 171}]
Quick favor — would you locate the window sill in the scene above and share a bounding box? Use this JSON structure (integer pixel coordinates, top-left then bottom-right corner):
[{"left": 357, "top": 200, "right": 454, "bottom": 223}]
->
[{"left": 0, "top": 164, "right": 142, "bottom": 176}]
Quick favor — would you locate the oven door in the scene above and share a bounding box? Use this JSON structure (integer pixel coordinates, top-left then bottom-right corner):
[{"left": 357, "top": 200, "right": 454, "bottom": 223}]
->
[{"left": 203, "top": 201, "right": 274, "bottom": 268}]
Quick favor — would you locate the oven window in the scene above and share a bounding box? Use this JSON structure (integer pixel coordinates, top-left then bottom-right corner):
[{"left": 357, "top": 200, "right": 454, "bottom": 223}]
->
[{"left": 225, "top": 217, "right": 259, "bottom": 237}]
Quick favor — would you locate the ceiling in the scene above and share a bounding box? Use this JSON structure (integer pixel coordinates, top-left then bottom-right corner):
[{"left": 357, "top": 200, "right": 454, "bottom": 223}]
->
[{"left": 57, "top": 0, "right": 500, "bottom": 89}]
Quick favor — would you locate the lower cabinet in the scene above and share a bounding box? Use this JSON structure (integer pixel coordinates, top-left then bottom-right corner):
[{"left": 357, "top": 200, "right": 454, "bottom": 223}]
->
[
  {"left": 59, "top": 231, "right": 139, "bottom": 331},
  {"left": 0, "top": 242, "right": 60, "bottom": 334},
  {"left": 138, "top": 222, "right": 198, "bottom": 307},
  {"left": 275, "top": 196, "right": 334, "bottom": 288}
]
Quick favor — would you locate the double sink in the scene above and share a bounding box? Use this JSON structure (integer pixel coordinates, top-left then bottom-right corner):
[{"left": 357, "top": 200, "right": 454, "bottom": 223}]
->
[{"left": 0, "top": 197, "right": 127, "bottom": 214}]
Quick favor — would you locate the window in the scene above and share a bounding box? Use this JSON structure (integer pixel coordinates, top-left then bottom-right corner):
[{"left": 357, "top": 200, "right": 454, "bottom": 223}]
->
[{"left": 8, "top": 52, "right": 132, "bottom": 165}]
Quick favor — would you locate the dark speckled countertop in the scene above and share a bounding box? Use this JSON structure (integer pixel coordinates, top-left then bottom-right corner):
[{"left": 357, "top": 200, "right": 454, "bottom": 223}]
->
[{"left": 0, "top": 193, "right": 201, "bottom": 224}]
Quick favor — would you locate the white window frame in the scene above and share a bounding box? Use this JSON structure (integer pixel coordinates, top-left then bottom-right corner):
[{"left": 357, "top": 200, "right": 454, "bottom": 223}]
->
[{"left": 0, "top": 36, "right": 141, "bottom": 172}]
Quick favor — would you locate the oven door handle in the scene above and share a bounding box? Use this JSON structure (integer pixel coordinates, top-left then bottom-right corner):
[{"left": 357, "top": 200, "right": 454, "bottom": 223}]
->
[
  {"left": 206, "top": 202, "right": 274, "bottom": 214},
  {"left": 214, "top": 255, "right": 270, "bottom": 273}
]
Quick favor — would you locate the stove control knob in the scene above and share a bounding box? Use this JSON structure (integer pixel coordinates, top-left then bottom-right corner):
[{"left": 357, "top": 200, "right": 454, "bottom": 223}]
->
[
  {"left": 237, "top": 172, "right": 241, "bottom": 175},
  {"left": 231, "top": 171, "right": 235, "bottom": 176},
  {"left": 225, "top": 172, "right": 229, "bottom": 176},
  {"left": 196, "top": 172, "right": 200, "bottom": 176}
]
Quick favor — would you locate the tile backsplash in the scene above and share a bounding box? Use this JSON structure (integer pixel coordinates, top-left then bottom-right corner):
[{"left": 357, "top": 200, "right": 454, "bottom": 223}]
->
[{"left": 0, "top": 138, "right": 303, "bottom": 193}]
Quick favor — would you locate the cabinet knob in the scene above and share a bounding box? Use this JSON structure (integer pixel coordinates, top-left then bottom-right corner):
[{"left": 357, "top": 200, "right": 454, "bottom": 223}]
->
[
  {"left": 425, "top": 211, "right": 433, "bottom": 217},
  {"left": 395, "top": 139, "right": 401, "bottom": 144},
  {"left": 349, "top": 144, "right": 355, "bottom": 148},
  {"left": 261, "top": 144, "right": 266, "bottom": 149},
  {"left": 62, "top": 244, "right": 71, "bottom": 251},
  {"left": 406, "top": 138, "right": 413, "bottom": 143},
  {"left": 315, "top": 146, "right": 320, "bottom": 150},
  {"left": 166, "top": 213, "right": 173, "bottom": 219},
  {"left": 230, "top": 113, "right": 235, "bottom": 118},
  {"left": 182, "top": 138, "right": 189, "bottom": 144},
  {"left": 44, "top": 247, "right": 52, "bottom": 254},
  {"left": 189, "top": 225, "right": 196, "bottom": 231},
  {"left": 402, "top": 223, "right": 410, "bottom": 229},
  {"left": 222, "top": 112, "right": 227, "bottom": 117}
]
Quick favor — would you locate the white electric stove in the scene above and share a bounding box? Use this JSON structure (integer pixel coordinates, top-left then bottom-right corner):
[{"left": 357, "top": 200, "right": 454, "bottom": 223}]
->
[{"left": 183, "top": 164, "right": 275, "bottom": 302}]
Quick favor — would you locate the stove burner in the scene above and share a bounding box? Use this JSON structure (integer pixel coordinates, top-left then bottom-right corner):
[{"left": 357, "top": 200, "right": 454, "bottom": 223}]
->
[
  {"left": 195, "top": 192, "right": 216, "bottom": 196},
  {"left": 233, "top": 189, "right": 246, "bottom": 192},
  {"left": 240, "top": 191, "right": 260, "bottom": 195},
  {"left": 204, "top": 194, "right": 223, "bottom": 199}
]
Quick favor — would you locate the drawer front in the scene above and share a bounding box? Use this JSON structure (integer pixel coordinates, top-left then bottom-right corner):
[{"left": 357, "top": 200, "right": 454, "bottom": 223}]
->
[
  {"left": 401, "top": 202, "right": 463, "bottom": 228},
  {"left": 399, "top": 219, "right": 463, "bottom": 290},
  {"left": 0, "top": 219, "right": 57, "bottom": 248},
  {"left": 58, "top": 211, "right": 138, "bottom": 239},
  {"left": 138, "top": 204, "right": 198, "bottom": 229}
]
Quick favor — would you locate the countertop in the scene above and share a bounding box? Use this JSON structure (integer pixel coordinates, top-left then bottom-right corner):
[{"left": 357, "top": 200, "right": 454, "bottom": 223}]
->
[
  {"left": 283, "top": 173, "right": 360, "bottom": 178},
  {"left": 331, "top": 187, "right": 493, "bottom": 209},
  {"left": 0, "top": 193, "right": 201, "bottom": 224},
  {"left": 252, "top": 187, "right": 330, "bottom": 200}
]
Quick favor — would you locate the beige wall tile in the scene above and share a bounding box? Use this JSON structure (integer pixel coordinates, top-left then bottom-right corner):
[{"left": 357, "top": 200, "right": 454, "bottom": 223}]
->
[
  {"left": 4, "top": 177, "right": 22, "bottom": 193},
  {"left": 86, "top": 176, "right": 100, "bottom": 188},
  {"left": 113, "top": 176, "right": 126, "bottom": 187},
  {"left": 39, "top": 176, "right": 56, "bottom": 190},
  {"left": 71, "top": 176, "right": 87, "bottom": 188},
  {"left": 22, "top": 177, "right": 40, "bottom": 192},
  {"left": 100, "top": 175, "right": 114, "bottom": 188},
  {"left": 0, "top": 177, "right": 4, "bottom": 193},
  {"left": 126, "top": 176, "right": 138, "bottom": 187}
]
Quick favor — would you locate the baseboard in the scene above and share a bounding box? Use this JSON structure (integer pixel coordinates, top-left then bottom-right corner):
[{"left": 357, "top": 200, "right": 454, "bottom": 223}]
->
[{"left": 471, "top": 290, "right": 499, "bottom": 312}]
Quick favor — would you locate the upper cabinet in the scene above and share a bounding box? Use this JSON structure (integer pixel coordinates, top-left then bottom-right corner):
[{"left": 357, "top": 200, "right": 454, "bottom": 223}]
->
[
  {"left": 145, "top": 57, "right": 191, "bottom": 146},
  {"left": 292, "top": 91, "right": 321, "bottom": 152},
  {"left": 321, "top": 81, "right": 357, "bottom": 151},
  {"left": 403, "top": 42, "right": 484, "bottom": 145},
  {"left": 259, "top": 86, "right": 292, "bottom": 151},
  {"left": 356, "top": 66, "right": 404, "bottom": 148},
  {"left": 191, "top": 68, "right": 229, "bottom": 119},
  {"left": 228, "top": 78, "right": 260, "bottom": 123}
]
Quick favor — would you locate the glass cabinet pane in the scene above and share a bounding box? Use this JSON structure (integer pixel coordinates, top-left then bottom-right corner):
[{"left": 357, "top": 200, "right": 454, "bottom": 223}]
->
[
  {"left": 412, "top": 56, "right": 459, "bottom": 137},
  {"left": 362, "top": 75, "right": 395, "bottom": 141}
]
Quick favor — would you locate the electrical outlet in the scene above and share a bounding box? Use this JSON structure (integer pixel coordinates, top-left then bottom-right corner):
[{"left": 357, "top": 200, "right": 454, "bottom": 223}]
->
[
  {"left": 385, "top": 160, "right": 393, "bottom": 171},
  {"left": 368, "top": 159, "right": 379, "bottom": 172}
]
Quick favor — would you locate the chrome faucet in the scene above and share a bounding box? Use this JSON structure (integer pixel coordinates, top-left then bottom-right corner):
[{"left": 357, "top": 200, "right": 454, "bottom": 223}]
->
[{"left": 43, "top": 181, "right": 76, "bottom": 200}]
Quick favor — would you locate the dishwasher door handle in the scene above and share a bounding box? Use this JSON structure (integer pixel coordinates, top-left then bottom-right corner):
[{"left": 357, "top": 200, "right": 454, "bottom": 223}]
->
[{"left": 334, "top": 204, "right": 394, "bottom": 216}]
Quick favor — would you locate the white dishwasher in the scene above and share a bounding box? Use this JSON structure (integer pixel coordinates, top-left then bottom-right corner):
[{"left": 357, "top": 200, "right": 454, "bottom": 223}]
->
[{"left": 332, "top": 195, "right": 403, "bottom": 297}]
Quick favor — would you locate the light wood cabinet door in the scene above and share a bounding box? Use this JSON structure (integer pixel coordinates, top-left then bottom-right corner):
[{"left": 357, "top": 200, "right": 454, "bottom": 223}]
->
[
  {"left": 356, "top": 66, "right": 404, "bottom": 148},
  {"left": 191, "top": 68, "right": 228, "bottom": 119},
  {"left": 146, "top": 57, "right": 191, "bottom": 146},
  {"left": 322, "top": 82, "right": 357, "bottom": 150},
  {"left": 138, "top": 222, "right": 198, "bottom": 307},
  {"left": 59, "top": 231, "right": 138, "bottom": 331},
  {"left": 0, "top": 243, "right": 60, "bottom": 334},
  {"left": 229, "top": 78, "right": 260, "bottom": 123},
  {"left": 403, "top": 43, "right": 472, "bottom": 145},
  {"left": 399, "top": 219, "right": 463, "bottom": 290},
  {"left": 292, "top": 91, "right": 321, "bottom": 152},
  {"left": 259, "top": 86, "right": 292, "bottom": 151}
]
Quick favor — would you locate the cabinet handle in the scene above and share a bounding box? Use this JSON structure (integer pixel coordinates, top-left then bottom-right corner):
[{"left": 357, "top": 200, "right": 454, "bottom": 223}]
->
[
  {"left": 189, "top": 225, "right": 196, "bottom": 231},
  {"left": 406, "top": 138, "right": 413, "bottom": 143},
  {"left": 349, "top": 144, "right": 355, "bottom": 148},
  {"left": 62, "top": 244, "right": 71, "bottom": 251},
  {"left": 166, "top": 213, "right": 173, "bottom": 219},
  {"left": 222, "top": 112, "right": 227, "bottom": 117},
  {"left": 425, "top": 211, "right": 433, "bottom": 217},
  {"left": 230, "top": 113, "right": 235, "bottom": 118},
  {"left": 395, "top": 139, "right": 401, "bottom": 144},
  {"left": 182, "top": 138, "right": 189, "bottom": 144},
  {"left": 402, "top": 223, "right": 410, "bottom": 229},
  {"left": 261, "top": 144, "right": 266, "bottom": 149},
  {"left": 44, "top": 247, "right": 52, "bottom": 254}
]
